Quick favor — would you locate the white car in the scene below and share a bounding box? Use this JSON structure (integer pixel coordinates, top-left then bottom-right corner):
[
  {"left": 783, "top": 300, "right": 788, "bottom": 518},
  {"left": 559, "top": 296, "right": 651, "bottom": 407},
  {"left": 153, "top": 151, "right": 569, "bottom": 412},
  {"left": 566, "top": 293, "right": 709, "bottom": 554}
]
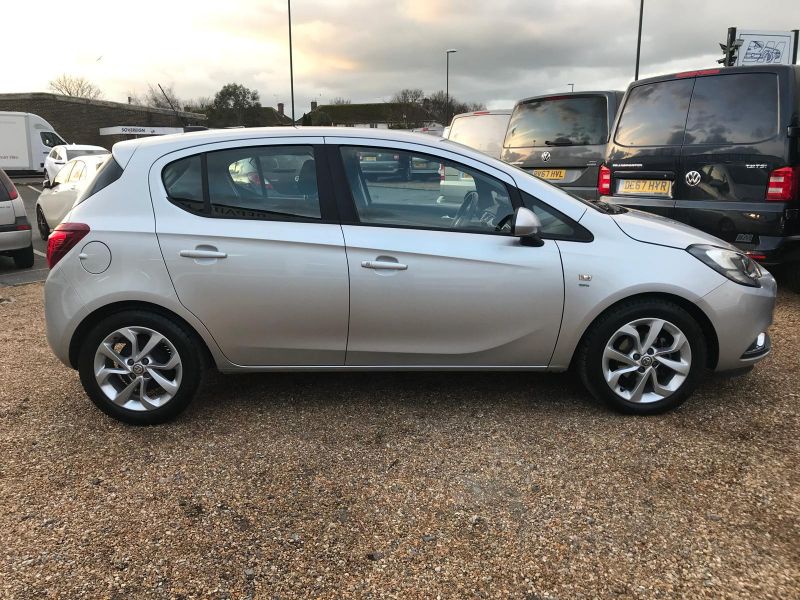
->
[
  {"left": 44, "top": 144, "right": 108, "bottom": 185},
  {"left": 36, "top": 154, "right": 109, "bottom": 239}
]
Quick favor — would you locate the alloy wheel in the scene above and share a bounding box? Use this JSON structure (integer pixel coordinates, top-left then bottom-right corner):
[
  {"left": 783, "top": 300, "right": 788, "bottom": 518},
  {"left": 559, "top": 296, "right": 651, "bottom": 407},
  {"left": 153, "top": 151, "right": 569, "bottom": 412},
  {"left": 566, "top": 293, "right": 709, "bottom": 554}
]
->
[
  {"left": 93, "top": 326, "right": 183, "bottom": 411},
  {"left": 602, "top": 318, "right": 692, "bottom": 404}
]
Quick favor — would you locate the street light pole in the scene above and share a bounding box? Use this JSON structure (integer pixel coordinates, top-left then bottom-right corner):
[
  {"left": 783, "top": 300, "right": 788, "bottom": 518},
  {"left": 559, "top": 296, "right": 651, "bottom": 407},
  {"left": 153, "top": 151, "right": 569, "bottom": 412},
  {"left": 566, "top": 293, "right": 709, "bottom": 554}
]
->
[
  {"left": 445, "top": 49, "right": 457, "bottom": 126},
  {"left": 634, "top": 0, "right": 644, "bottom": 81},
  {"left": 288, "top": 0, "right": 295, "bottom": 124},
  {"left": 567, "top": 83, "right": 574, "bottom": 92}
]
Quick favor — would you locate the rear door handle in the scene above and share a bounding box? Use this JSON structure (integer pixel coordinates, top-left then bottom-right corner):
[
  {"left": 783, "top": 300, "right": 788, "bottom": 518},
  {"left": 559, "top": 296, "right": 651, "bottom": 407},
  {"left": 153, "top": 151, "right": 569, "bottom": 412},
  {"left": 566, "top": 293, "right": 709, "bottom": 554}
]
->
[
  {"left": 361, "top": 260, "right": 408, "bottom": 270},
  {"left": 180, "top": 249, "right": 228, "bottom": 259}
]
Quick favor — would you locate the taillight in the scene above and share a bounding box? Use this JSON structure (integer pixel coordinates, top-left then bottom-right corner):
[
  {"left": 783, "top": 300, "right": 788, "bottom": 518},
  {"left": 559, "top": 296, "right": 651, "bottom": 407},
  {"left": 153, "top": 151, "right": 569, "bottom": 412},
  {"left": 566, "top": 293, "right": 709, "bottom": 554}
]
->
[
  {"left": 46, "top": 223, "right": 90, "bottom": 269},
  {"left": 598, "top": 165, "right": 612, "bottom": 195},
  {"left": 8, "top": 185, "right": 18, "bottom": 200},
  {"left": 765, "top": 166, "right": 798, "bottom": 201}
]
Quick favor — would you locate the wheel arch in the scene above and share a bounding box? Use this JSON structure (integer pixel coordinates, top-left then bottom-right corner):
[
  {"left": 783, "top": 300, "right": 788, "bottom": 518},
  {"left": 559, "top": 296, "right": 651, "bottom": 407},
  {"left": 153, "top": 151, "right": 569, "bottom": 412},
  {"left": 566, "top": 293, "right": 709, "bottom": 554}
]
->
[
  {"left": 68, "top": 300, "right": 215, "bottom": 370},
  {"left": 570, "top": 292, "right": 719, "bottom": 370}
]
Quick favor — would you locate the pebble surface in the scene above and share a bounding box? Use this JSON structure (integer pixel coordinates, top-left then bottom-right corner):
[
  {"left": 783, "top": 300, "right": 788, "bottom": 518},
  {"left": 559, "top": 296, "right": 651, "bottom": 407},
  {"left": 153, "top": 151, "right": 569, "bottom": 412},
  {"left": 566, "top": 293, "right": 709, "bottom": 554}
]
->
[{"left": 1, "top": 282, "right": 798, "bottom": 598}]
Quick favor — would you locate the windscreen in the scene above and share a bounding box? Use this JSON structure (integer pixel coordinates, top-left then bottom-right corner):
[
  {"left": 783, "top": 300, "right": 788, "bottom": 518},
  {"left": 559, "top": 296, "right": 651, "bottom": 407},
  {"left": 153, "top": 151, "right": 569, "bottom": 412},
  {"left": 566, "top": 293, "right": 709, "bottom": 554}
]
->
[
  {"left": 504, "top": 96, "right": 608, "bottom": 148},
  {"left": 447, "top": 114, "right": 510, "bottom": 158},
  {"left": 66, "top": 149, "right": 108, "bottom": 160}
]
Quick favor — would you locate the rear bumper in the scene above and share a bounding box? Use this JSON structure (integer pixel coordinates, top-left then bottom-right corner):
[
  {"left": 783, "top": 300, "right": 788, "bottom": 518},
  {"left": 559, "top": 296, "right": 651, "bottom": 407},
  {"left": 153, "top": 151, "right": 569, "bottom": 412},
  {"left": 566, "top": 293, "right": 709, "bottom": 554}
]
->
[
  {"left": 0, "top": 219, "right": 32, "bottom": 252},
  {"left": 696, "top": 274, "right": 777, "bottom": 372}
]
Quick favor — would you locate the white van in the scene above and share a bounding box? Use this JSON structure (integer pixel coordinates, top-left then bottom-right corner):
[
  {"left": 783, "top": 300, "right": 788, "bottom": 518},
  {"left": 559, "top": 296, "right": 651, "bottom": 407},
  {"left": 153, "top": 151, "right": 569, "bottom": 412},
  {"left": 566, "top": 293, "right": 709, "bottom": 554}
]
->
[{"left": 0, "top": 112, "right": 66, "bottom": 174}]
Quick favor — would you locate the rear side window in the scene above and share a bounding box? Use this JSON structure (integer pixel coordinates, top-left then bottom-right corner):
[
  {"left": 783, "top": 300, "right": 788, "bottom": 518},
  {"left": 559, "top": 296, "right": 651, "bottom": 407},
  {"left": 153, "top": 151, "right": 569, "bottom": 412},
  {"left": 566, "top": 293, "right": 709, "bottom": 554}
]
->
[
  {"left": 614, "top": 79, "right": 694, "bottom": 146},
  {"left": 448, "top": 114, "right": 510, "bottom": 157},
  {"left": 77, "top": 157, "right": 123, "bottom": 204},
  {"left": 684, "top": 73, "right": 778, "bottom": 145},
  {"left": 163, "top": 155, "right": 204, "bottom": 214},
  {"left": 504, "top": 96, "right": 608, "bottom": 148},
  {"left": 0, "top": 170, "right": 13, "bottom": 200}
]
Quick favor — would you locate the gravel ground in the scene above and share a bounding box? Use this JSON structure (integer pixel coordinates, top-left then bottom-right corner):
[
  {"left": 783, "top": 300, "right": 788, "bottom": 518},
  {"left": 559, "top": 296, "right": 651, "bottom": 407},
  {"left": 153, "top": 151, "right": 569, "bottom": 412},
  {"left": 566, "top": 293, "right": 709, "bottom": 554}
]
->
[{"left": 0, "top": 282, "right": 798, "bottom": 599}]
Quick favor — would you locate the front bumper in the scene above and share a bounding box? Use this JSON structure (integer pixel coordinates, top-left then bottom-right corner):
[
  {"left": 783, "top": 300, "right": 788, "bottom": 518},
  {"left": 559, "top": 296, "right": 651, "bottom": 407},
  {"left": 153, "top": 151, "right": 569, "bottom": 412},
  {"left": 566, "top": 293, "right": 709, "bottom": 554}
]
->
[{"left": 696, "top": 273, "right": 777, "bottom": 372}]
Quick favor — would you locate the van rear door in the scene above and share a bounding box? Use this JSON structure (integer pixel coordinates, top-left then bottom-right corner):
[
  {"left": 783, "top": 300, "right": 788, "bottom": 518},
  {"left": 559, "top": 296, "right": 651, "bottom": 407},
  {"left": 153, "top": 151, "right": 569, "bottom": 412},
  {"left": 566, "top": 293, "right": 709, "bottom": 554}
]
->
[
  {"left": 607, "top": 78, "right": 694, "bottom": 217},
  {"left": 673, "top": 71, "right": 787, "bottom": 244}
]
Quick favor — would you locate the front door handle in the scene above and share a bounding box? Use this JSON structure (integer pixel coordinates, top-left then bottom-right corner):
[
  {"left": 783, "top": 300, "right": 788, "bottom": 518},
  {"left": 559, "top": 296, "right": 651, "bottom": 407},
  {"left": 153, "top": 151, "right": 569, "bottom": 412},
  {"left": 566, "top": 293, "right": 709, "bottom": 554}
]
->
[
  {"left": 180, "top": 249, "right": 228, "bottom": 259},
  {"left": 361, "top": 260, "right": 408, "bottom": 270}
]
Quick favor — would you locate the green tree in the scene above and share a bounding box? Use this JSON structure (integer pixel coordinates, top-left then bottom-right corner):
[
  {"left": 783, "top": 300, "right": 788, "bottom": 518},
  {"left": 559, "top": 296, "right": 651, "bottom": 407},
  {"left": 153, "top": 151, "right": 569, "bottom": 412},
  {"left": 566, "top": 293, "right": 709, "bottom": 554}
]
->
[{"left": 207, "top": 83, "right": 262, "bottom": 127}]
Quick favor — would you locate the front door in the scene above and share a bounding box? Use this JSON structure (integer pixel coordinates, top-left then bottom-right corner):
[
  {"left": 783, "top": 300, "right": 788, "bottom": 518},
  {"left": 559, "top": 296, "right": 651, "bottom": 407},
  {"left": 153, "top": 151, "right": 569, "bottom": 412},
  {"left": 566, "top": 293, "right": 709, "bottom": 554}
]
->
[
  {"left": 150, "top": 139, "right": 349, "bottom": 367},
  {"left": 331, "top": 141, "right": 565, "bottom": 367}
]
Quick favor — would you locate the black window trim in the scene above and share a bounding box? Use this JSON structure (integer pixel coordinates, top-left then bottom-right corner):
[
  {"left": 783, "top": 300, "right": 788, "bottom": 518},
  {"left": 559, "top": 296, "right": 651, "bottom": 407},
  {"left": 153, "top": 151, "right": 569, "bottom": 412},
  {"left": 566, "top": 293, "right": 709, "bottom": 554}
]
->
[
  {"left": 330, "top": 143, "right": 522, "bottom": 237},
  {"left": 162, "top": 143, "right": 338, "bottom": 224}
]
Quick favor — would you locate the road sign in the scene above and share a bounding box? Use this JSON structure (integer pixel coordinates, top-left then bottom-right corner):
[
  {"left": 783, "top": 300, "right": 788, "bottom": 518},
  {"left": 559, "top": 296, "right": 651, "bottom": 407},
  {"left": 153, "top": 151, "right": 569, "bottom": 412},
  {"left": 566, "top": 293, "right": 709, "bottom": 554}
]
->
[{"left": 734, "top": 30, "right": 799, "bottom": 66}]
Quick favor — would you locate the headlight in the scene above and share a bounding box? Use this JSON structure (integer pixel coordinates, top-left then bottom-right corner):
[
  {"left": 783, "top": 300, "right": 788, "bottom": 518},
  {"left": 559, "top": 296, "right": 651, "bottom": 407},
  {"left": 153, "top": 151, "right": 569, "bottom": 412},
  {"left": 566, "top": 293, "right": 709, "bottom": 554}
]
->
[{"left": 687, "top": 244, "right": 762, "bottom": 287}]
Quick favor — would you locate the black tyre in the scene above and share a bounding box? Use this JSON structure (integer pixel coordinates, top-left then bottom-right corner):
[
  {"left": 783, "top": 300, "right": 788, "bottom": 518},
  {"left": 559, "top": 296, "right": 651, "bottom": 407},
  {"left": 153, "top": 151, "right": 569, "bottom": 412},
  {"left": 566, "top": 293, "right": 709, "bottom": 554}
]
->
[
  {"left": 12, "top": 244, "right": 34, "bottom": 269},
  {"left": 576, "top": 298, "right": 707, "bottom": 415},
  {"left": 78, "top": 310, "right": 205, "bottom": 425},
  {"left": 783, "top": 262, "right": 800, "bottom": 294},
  {"left": 36, "top": 206, "right": 50, "bottom": 240}
]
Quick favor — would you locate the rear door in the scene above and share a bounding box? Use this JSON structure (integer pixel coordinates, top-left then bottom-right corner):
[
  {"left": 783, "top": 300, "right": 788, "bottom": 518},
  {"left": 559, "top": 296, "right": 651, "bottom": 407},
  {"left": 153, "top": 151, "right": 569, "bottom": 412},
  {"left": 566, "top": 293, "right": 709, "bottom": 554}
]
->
[
  {"left": 607, "top": 78, "right": 694, "bottom": 217},
  {"left": 502, "top": 95, "right": 610, "bottom": 199},
  {"left": 674, "top": 71, "right": 786, "bottom": 243}
]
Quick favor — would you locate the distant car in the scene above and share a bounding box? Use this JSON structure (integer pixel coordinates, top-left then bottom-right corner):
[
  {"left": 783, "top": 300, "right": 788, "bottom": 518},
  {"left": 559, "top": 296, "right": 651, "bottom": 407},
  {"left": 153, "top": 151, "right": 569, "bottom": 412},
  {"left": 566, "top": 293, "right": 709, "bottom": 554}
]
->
[
  {"left": 44, "top": 144, "right": 108, "bottom": 185},
  {"left": 0, "top": 168, "right": 33, "bottom": 268},
  {"left": 36, "top": 154, "right": 109, "bottom": 239},
  {"left": 358, "top": 150, "right": 438, "bottom": 181},
  {"left": 439, "top": 110, "right": 512, "bottom": 204},
  {"left": 501, "top": 92, "right": 623, "bottom": 200}
]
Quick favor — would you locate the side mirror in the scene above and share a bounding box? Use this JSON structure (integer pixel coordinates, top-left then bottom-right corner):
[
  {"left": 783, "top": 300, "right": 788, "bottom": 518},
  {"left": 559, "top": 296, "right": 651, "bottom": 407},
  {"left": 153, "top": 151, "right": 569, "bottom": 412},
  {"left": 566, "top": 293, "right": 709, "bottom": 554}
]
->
[
  {"left": 512, "top": 207, "right": 544, "bottom": 247},
  {"left": 42, "top": 178, "right": 53, "bottom": 189}
]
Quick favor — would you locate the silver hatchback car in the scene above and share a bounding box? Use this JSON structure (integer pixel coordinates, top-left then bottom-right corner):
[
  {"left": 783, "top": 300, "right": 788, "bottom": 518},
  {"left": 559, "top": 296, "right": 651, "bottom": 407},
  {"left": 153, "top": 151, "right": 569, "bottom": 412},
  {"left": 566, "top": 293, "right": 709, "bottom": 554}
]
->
[{"left": 44, "top": 128, "right": 776, "bottom": 424}]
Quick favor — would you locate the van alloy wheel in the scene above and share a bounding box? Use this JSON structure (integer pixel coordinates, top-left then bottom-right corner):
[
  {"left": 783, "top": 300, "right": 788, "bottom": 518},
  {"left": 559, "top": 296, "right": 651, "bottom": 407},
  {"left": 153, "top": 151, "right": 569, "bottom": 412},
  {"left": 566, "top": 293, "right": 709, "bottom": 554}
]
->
[
  {"left": 93, "top": 326, "right": 183, "bottom": 411},
  {"left": 602, "top": 318, "right": 692, "bottom": 404}
]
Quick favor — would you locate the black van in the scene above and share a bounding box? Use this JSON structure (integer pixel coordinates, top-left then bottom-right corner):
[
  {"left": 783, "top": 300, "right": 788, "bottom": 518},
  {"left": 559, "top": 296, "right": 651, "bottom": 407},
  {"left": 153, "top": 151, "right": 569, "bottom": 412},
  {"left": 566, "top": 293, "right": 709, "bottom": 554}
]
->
[
  {"left": 501, "top": 91, "right": 624, "bottom": 200},
  {"left": 603, "top": 65, "right": 800, "bottom": 290}
]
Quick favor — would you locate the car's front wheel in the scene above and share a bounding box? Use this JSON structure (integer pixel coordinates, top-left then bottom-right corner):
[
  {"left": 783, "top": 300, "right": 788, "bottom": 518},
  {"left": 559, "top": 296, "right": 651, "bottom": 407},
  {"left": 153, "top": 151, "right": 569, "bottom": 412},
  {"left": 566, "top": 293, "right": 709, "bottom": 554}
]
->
[
  {"left": 577, "top": 299, "right": 707, "bottom": 414},
  {"left": 36, "top": 206, "right": 50, "bottom": 240},
  {"left": 78, "top": 311, "right": 205, "bottom": 425}
]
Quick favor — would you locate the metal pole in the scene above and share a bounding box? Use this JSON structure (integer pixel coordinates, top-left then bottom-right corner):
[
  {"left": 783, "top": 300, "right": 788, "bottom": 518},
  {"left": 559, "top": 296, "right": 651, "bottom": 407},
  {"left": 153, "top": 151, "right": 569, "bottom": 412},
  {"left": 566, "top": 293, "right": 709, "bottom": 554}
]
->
[
  {"left": 568, "top": 83, "right": 574, "bottom": 92},
  {"left": 446, "top": 52, "right": 449, "bottom": 125},
  {"left": 634, "top": 0, "right": 644, "bottom": 80},
  {"left": 288, "top": 0, "right": 295, "bottom": 124}
]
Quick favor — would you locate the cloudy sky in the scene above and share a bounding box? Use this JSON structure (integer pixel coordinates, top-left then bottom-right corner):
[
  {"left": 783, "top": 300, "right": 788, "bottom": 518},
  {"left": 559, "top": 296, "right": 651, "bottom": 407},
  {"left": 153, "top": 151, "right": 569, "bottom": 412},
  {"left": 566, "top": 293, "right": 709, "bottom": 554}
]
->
[{"left": 4, "top": 0, "right": 798, "bottom": 114}]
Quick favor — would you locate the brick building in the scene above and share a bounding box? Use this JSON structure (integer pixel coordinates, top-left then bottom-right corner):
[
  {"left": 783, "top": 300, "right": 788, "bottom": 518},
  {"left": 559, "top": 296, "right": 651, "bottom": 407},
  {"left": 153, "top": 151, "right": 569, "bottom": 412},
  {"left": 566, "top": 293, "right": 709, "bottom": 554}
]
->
[{"left": 0, "top": 93, "right": 207, "bottom": 147}]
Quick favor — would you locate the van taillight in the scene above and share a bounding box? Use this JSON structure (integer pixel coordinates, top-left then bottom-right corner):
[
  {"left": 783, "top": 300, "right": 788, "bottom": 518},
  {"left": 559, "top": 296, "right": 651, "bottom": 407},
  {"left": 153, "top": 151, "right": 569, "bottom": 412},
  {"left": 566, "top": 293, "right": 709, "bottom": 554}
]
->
[
  {"left": 765, "top": 166, "right": 798, "bottom": 201},
  {"left": 46, "top": 222, "right": 90, "bottom": 269},
  {"left": 598, "top": 165, "right": 612, "bottom": 195}
]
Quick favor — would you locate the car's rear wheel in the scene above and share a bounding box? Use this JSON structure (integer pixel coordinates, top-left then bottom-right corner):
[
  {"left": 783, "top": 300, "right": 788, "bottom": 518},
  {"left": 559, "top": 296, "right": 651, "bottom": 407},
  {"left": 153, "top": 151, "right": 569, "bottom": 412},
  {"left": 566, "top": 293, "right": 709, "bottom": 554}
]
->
[
  {"left": 577, "top": 299, "right": 707, "bottom": 414},
  {"left": 36, "top": 206, "right": 50, "bottom": 240},
  {"left": 12, "top": 244, "right": 34, "bottom": 269},
  {"left": 78, "top": 311, "right": 205, "bottom": 425}
]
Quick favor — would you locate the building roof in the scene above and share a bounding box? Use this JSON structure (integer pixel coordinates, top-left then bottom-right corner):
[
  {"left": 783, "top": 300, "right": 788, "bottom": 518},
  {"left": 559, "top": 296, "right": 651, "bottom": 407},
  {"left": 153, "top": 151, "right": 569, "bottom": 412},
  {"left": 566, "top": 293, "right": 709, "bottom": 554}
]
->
[
  {"left": 259, "top": 106, "right": 293, "bottom": 126},
  {"left": 309, "top": 102, "right": 432, "bottom": 125},
  {"left": 0, "top": 92, "right": 206, "bottom": 120}
]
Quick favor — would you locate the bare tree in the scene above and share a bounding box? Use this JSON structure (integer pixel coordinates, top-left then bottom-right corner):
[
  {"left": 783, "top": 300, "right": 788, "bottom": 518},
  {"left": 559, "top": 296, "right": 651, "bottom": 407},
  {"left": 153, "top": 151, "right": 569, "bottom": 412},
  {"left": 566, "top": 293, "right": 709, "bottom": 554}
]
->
[
  {"left": 143, "top": 84, "right": 182, "bottom": 110},
  {"left": 391, "top": 88, "right": 425, "bottom": 105},
  {"left": 48, "top": 74, "right": 104, "bottom": 100},
  {"left": 329, "top": 97, "right": 351, "bottom": 105}
]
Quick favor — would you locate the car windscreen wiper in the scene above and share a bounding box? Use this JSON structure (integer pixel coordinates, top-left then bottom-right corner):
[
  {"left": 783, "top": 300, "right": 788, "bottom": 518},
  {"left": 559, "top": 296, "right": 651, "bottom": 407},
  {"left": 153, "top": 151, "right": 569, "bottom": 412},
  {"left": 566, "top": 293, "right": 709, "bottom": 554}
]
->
[{"left": 544, "top": 139, "right": 574, "bottom": 146}]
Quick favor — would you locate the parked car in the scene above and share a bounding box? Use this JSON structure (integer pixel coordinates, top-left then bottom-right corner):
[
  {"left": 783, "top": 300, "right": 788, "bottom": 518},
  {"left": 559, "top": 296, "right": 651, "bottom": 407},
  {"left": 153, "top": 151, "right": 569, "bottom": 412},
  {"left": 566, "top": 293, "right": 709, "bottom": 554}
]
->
[
  {"left": 502, "top": 92, "right": 624, "bottom": 200},
  {"left": 0, "top": 168, "right": 33, "bottom": 268},
  {"left": 0, "top": 112, "right": 66, "bottom": 175},
  {"left": 358, "top": 150, "right": 438, "bottom": 180},
  {"left": 44, "top": 128, "right": 775, "bottom": 424},
  {"left": 44, "top": 144, "right": 108, "bottom": 185},
  {"left": 602, "top": 65, "right": 800, "bottom": 291},
  {"left": 36, "top": 154, "right": 110, "bottom": 239}
]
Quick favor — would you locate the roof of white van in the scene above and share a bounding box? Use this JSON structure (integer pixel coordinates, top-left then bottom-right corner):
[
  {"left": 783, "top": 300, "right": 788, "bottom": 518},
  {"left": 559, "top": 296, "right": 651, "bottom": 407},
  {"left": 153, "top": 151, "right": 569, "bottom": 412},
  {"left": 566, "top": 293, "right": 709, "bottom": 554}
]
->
[{"left": 111, "top": 126, "right": 496, "bottom": 169}]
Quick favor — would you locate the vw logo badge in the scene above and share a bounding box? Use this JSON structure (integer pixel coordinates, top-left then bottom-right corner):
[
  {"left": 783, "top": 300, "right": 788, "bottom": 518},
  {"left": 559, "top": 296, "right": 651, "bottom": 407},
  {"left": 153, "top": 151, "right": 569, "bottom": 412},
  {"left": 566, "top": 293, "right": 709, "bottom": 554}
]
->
[
  {"left": 541, "top": 151, "right": 551, "bottom": 162},
  {"left": 685, "top": 170, "right": 701, "bottom": 187}
]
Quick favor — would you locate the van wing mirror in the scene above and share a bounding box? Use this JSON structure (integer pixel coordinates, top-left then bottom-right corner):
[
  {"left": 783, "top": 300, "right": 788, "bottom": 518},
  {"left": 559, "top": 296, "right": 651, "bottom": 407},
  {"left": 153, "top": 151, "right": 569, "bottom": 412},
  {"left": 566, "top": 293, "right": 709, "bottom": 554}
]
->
[{"left": 512, "top": 207, "right": 544, "bottom": 247}]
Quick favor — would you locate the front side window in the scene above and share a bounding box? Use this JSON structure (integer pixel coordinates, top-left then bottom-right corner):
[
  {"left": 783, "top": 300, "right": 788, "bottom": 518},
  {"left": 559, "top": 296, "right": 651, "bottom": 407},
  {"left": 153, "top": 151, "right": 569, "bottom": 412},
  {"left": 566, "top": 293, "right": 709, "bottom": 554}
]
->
[
  {"left": 615, "top": 79, "right": 694, "bottom": 146},
  {"left": 162, "top": 145, "right": 321, "bottom": 221},
  {"left": 340, "top": 146, "right": 514, "bottom": 234},
  {"left": 69, "top": 161, "right": 86, "bottom": 182},
  {"left": 66, "top": 148, "right": 107, "bottom": 160},
  {"left": 684, "top": 73, "right": 778, "bottom": 145},
  {"left": 48, "top": 149, "right": 58, "bottom": 159},
  {"left": 54, "top": 162, "right": 74, "bottom": 185},
  {"left": 40, "top": 132, "right": 64, "bottom": 147},
  {"left": 505, "top": 96, "right": 608, "bottom": 148}
]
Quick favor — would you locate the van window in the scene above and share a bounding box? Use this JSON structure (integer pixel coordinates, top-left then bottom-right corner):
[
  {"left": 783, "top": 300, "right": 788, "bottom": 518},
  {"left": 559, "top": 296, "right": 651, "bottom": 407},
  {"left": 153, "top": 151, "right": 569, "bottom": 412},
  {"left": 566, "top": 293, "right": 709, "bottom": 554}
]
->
[
  {"left": 448, "top": 114, "right": 511, "bottom": 158},
  {"left": 40, "top": 132, "right": 64, "bottom": 147},
  {"left": 614, "top": 79, "right": 693, "bottom": 146},
  {"left": 684, "top": 73, "right": 778, "bottom": 145},
  {"left": 504, "top": 96, "right": 607, "bottom": 148}
]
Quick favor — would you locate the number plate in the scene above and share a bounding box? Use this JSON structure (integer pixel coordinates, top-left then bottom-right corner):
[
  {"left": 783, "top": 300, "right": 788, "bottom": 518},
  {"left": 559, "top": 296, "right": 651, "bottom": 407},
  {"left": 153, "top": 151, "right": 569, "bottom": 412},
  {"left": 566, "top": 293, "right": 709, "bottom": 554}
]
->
[
  {"left": 362, "top": 156, "right": 377, "bottom": 161},
  {"left": 533, "top": 168, "right": 566, "bottom": 181},
  {"left": 618, "top": 179, "right": 672, "bottom": 197}
]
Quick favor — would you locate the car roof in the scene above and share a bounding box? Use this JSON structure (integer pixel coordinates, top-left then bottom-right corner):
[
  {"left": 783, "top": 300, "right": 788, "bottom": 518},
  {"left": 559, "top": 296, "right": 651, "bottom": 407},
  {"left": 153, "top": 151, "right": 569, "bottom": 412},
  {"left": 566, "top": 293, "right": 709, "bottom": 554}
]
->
[
  {"left": 57, "top": 144, "right": 107, "bottom": 151},
  {"left": 514, "top": 91, "right": 624, "bottom": 106},
  {"left": 451, "top": 109, "right": 512, "bottom": 119},
  {"left": 628, "top": 64, "right": 800, "bottom": 88},
  {"left": 66, "top": 153, "right": 110, "bottom": 164}
]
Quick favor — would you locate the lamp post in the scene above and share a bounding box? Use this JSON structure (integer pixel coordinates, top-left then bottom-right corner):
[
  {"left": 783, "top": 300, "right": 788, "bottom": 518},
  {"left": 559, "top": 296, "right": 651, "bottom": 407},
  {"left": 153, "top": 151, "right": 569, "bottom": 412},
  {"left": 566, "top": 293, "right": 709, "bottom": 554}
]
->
[
  {"left": 567, "top": 83, "right": 574, "bottom": 92},
  {"left": 445, "top": 48, "right": 457, "bottom": 125},
  {"left": 288, "top": 0, "right": 295, "bottom": 123},
  {"left": 634, "top": 0, "right": 644, "bottom": 81}
]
